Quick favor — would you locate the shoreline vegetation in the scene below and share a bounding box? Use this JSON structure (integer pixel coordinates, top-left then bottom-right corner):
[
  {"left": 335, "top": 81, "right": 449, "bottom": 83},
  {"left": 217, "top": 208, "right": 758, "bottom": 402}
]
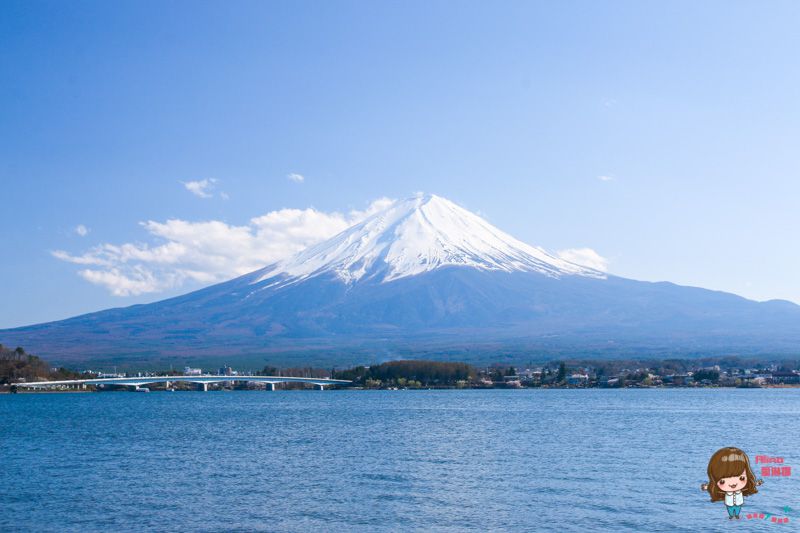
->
[
  {"left": 3, "top": 344, "right": 800, "bottom": 392},
  {"left": 0, "top": 344, "right": 85, "bottom": 386}
]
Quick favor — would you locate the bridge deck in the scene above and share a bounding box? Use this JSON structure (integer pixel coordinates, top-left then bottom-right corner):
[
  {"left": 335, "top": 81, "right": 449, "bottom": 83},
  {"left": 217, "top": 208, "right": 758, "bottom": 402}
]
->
[{"left": 16, "top": 375, "right": 352, "bottom": 388}]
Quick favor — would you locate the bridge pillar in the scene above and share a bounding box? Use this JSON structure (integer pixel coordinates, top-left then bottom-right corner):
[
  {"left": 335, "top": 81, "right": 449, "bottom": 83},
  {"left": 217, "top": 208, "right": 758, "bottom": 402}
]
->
[
  {"left": 315, "top": 384, "right": 325, "bottom": 391},
  {"left": 165, "top": 381, "right": 171, "bottom": 390},
  {"left": 197, "top": 382, "right": 208, "bottom": 392},
  {"left": 266, "top": 383, "right": 276, "bottom": 391}
]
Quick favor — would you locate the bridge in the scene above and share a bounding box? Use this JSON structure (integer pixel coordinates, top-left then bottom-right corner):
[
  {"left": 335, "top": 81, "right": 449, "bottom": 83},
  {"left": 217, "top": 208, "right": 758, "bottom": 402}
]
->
[{"left": 13, "top": 375, "right": 352, "bottom": 392}]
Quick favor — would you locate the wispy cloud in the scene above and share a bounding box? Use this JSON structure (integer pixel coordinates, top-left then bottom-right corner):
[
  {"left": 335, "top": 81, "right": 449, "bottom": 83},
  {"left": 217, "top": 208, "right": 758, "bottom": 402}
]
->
[
  {"left": 78, "top": 267, "right": 169, "bottom": 297},
  {"left": 287, "top": 173, "right": 305, "bottom": 183},
  {"left": 74, "top": 224, "right": 89, "bottom": 237},
  {"left": 53, "top": 198, "right": 394, "bottom": 296},
  {"left": 181, "top": 178, "right": 217, "bottom": 198},
  {"left": 597, "top": 175, "right": 614, "bottom": 182},
  {"left": 556, "top": 248, "right": 609, "bottom": 272}
]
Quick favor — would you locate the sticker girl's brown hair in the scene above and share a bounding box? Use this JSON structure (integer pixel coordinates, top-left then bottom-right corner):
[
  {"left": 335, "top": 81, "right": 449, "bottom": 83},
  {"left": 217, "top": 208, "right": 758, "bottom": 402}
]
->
[{"left": 705, "top": 447, "right": 758, "bottom": 502}]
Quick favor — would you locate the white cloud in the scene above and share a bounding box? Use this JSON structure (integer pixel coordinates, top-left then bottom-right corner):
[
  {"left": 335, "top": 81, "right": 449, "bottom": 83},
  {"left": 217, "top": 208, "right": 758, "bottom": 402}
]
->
[
  {"left": 78, "top": 266, "right": 168, "bottom": 297},
  {"left": 556, "top": 248, "right": 609, "bottom": 272},
  {"left": 182, "top": 178, "right": 217, "bottom": 198},
  {"left": 53, "top": 198, "right": 394, "bottom": 296},
  {"left": 52, "top": 249, "right": 108, "bottom": 266},
  {"left": 74, "top": 224, "right": 89, "bottom": 237},
  {"left": 287, "top": 173, "right": 305, "bottom": 183},
  {"left": 597, "top": 175, "right": 614, "bottom": 182}
]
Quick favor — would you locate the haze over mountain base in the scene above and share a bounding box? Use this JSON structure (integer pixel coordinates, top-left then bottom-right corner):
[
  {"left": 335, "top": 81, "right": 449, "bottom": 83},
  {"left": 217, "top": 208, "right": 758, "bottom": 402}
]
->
[{"left": 4, "top": 195, "right": 800, "bottom": 368}]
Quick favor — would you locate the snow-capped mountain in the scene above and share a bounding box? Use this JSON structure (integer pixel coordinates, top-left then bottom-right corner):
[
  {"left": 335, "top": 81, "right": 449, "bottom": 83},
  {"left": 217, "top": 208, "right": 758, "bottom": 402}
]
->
[
  {"left": 253, "top": 194, "right": 603, "bottom": 288},
  {"left": 3, "top": 193, "right": 800, "bottom": 367}
]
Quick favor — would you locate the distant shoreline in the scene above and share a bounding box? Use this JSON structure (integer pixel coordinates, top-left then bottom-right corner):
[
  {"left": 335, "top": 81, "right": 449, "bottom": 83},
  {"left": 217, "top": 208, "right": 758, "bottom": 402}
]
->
[{"left": 4, "top": 384, "right": 800, "bottom": 394}]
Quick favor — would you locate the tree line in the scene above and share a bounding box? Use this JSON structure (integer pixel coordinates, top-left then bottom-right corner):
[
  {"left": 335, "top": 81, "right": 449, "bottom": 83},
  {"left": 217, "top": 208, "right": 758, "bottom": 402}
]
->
[
  {"left": 0, "top": 345, "right": 80, "bottom": 384},
  {"left": 334, "top": 360, "right": 476, "bottom": 387}
]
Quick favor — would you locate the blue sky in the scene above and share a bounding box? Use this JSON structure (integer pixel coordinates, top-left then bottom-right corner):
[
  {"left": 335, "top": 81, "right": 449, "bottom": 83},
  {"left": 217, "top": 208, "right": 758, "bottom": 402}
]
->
[{"left": 2, "top": 0, "right": 800, "bottom": 328}]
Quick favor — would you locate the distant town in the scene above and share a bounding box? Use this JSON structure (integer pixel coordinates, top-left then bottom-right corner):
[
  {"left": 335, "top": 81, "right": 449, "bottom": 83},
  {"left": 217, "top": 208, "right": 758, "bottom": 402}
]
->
[
  {"left": 3, "top": 343, "right": 800, "bottom": 392},
  {"left": 474, "top": 361, "right": 800, "bottom": 388},
  {"left": 331, "top": 358, "right": 800, "bottom": 389}
]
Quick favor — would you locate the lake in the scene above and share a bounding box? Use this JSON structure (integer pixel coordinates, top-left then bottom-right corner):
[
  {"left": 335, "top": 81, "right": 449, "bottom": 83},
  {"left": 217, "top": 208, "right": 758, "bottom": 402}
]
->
[{"left": 2, "top": 389, "right": 799, "bottom": 531}]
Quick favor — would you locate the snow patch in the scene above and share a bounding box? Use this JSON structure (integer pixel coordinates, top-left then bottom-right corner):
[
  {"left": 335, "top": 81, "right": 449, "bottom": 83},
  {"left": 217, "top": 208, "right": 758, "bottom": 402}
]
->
[{"left": 252, "top": 194, "right": 606, "bottom": 287}]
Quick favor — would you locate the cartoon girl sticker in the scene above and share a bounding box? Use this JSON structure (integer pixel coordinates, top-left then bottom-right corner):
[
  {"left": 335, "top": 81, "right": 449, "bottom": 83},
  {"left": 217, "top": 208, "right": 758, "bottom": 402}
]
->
[{"left": 701, "top": 447, "right": 763, "bottom": 519}]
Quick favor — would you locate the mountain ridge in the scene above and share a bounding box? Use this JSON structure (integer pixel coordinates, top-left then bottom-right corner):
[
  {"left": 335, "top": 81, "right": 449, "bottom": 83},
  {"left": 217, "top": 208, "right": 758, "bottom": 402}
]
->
[{"left": 3, "top": 194, "right": 800, "bottom": 367}]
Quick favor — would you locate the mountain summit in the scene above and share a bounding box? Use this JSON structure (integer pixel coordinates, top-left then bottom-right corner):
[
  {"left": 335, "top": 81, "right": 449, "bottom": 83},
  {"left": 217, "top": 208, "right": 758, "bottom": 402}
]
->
[
  {"left": 254, "top": 194, "right": 602, "bottom": 287},
  {"left": 3, "top": 193, "right": 800, "bottom": 367}
]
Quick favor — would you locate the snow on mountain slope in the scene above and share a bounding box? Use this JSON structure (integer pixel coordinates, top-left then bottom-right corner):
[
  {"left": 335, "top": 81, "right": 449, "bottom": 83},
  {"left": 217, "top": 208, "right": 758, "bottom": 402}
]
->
[{"left": 253, "top": 193, "right": 605, "bottom": 287}]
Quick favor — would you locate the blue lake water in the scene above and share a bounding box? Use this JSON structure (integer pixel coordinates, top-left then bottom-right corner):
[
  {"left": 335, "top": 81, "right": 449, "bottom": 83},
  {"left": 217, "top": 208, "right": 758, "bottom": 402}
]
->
[{"left": 2, "top": 389, "right": 800, "bottom": 532}]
